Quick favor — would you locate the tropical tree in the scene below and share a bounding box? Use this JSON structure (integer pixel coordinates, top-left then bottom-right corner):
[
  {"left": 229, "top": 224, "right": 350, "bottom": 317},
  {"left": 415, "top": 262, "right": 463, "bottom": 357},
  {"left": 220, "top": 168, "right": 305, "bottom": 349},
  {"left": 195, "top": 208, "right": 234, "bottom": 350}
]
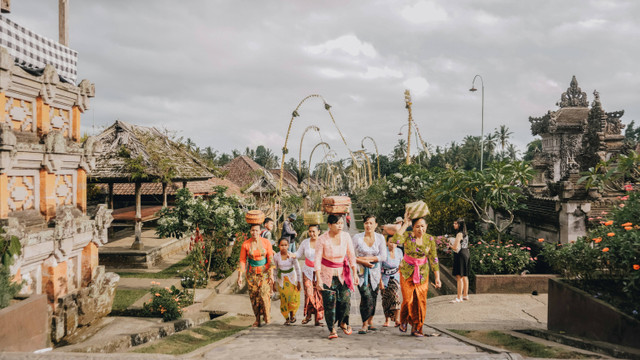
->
[
  {"left": 495, "top": 125, "right": 513, "bottom": 151},
  {"left": 433, "top": 160, "right": 535, "bottom": 241}
]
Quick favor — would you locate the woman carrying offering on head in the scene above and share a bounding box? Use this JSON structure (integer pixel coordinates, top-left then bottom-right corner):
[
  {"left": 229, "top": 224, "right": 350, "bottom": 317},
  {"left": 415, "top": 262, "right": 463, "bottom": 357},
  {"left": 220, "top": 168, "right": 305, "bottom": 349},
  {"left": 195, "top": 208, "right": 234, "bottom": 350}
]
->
[
  {"left": 449, "top": 218, "right": 470, "bottom": 303},
  {"left": 294, "top": 224, "right": 324, "bottom": 325},
  {"left": 352, "top": 215, "right": 386, "bottom": 334},
  {"left": 391, "top": 210, "right": 441, "bottom": 337},
  {"left": 381, "top": 234, "right": 403, "bottom": 327},
  {"left": 314, "top": 214, "right": 358, "bottom": 339},
  {"left": 273, "top": 238, "right": 302, "bottom": 325},
  {"left": 237, "top": 224, "right": 275, "bottom": 327}
]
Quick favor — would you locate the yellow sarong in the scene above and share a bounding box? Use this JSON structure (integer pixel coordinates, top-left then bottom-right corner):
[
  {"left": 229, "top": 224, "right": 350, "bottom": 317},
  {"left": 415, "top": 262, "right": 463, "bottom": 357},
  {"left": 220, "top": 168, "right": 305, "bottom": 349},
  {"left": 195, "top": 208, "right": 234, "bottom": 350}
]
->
[{"left": 278, "top": 277, "right": 300, "bottom": 318}]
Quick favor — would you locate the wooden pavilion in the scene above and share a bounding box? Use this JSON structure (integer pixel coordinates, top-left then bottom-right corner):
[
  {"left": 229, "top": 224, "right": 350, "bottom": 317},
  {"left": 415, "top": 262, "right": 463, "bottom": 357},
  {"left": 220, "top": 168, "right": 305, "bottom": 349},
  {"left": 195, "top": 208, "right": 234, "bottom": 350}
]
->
[{"left": 90, "top": 120, "right": 214, "bottom": 249}]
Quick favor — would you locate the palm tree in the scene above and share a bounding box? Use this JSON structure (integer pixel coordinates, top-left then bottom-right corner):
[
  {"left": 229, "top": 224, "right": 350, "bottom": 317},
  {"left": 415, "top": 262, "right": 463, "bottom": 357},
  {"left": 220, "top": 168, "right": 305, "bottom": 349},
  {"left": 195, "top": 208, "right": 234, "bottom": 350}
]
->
[
  {"left": 392, "top": 139, "right": 407, "bottom": 162},
  {"left": 495, "top": 125, "right": 513, "bottom": 151}
]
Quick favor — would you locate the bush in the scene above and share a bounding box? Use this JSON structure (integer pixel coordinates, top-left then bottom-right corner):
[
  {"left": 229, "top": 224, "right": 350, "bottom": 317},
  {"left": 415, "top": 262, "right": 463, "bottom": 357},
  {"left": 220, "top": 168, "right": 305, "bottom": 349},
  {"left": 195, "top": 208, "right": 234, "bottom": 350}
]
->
[
  {"left": 0, "top": 227, "right": 22, "bottom": 309},
  {"left": 143, "top": 283, "right": 192, "bottom": 321},
  {"left": 539, "top": 187, "right": 640, "bottom": 319},
  {"left": 179, "top": 266, "right": 208, "bottom": 289},
  {"left": 470, "top": 238, "right": 535, "bottom": 275}
]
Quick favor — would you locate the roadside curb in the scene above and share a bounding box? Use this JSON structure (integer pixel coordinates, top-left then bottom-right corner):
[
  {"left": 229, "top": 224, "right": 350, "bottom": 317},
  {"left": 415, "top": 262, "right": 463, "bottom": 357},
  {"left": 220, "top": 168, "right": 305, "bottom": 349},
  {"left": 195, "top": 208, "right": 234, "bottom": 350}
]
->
[{"left": 429, "top": 325, "right": 524, "bottom": 360}]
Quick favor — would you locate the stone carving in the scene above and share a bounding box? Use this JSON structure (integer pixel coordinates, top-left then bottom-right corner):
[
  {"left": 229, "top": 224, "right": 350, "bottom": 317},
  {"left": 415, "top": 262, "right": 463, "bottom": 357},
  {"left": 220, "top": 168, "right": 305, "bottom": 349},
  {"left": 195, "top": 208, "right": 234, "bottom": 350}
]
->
[
  {"left": 5, "top": 97, "right": 34, "bottom": 132},
  {"left": 0, "top": 123, "right": 16, "bottom": 147},
  {"left": 44, "top": 130, "right": 66, "bottom": 154},
  {"left": 40, "top": 64, "right": 59, "bottom": 105},
  {"left": 92, "top": 204, "right": 113, "bottom": 246},
  {"left": 7, "top": 176, "right": 36, "bottom": 211},
  {"left": 0, "top": 47, "right": 12, "bottom": 91},
  {"left": 76, "top": 79, "right": 95, "bottom": 112},
  {"left": 559, "top": 134, "right": 581, "bottom": 178},
  {"left": 53, "top": 206, "right": 77, "bottom": 241},
  {"left": 49, "top": 108, "right": 70, "bottom": 136},
  {"left": 556, "top": 75, "right": 588, "bottom": 108}
]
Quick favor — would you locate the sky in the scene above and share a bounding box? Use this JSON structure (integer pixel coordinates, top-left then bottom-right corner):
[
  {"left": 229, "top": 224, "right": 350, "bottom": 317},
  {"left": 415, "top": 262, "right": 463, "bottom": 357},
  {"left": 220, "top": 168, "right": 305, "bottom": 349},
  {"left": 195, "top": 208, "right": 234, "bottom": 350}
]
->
[{"left": 7, "top": 1, "right": 640, "bottom": 166}]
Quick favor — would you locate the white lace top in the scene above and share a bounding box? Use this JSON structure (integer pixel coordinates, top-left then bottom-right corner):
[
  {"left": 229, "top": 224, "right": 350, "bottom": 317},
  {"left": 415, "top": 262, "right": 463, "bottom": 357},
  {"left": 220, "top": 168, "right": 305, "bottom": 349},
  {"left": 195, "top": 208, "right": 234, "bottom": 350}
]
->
[
  {"left": 295, "top": 238, "right": 317, "bottom": 281},
  {"left": 273, "top": 252, "right": 302, "bottom": 287}
]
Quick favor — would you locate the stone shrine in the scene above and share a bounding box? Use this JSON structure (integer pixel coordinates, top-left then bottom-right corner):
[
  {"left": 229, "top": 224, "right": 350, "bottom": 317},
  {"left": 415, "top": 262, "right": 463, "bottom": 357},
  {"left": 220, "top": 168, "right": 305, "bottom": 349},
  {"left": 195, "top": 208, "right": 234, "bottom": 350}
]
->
[
  {"left": 510, "top": 76, "right": 626, "bottom": 244},
  {"left": 0, "top": 18, "right": 116, "bottom": 345}
]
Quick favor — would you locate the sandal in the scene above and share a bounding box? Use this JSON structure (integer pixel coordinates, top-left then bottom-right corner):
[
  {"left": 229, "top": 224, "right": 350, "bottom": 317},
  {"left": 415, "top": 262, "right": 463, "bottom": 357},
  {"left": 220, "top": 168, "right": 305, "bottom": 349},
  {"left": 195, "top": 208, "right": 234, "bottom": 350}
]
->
[
  {"left": 328, "top": 332, "right": 338, "bottom": 340},
  {"left": 340, "top": 324, "right": 353, "bottom": 335},
  {"left": 399, "top": 323, "right": 407, "bottom": 333},
  {"left": 368, "top": 326, "right": 379, "bottom": 331},
  {"left": 315, "top": 321, "right": 324, "bottom": 326},
  {"left": 301, "top": 317, "right": 311, "bottom": 325},
  {"left": 289, "top": 316, "right": 296, "bottom": 324},
  {"left": 284, "top": 319, "right": 290, "bottom": 326},
  {"left": 252, "top": 321, "right": 260, "bottom": 328},
  {"left": 412, "top": 331, "right": 424, "bottom": 337},
  {"left": 462, "top": 296, "right": 469, "bottom": 301},
  {"left": 358, "top": 329, "right": 368, "bottom": 334},
  {"left": 449, "top": 298, "right": 462, "bottom": 303}
]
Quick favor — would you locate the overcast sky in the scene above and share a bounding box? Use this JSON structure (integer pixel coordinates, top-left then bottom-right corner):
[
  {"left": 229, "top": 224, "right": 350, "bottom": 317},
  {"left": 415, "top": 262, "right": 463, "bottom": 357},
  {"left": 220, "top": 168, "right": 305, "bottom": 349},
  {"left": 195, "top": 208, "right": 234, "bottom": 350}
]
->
[{"left": 8, "top": 1, "right": 640, "bottom": 165}]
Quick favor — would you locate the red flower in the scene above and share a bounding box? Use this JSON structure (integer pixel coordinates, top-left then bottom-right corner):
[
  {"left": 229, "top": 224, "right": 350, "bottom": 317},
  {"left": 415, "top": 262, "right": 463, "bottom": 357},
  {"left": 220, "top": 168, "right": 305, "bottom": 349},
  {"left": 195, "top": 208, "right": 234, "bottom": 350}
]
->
[
  {"left": 625, "top": 226, "right": 633, "bottom": 231},
  {"left": 537, "top": 238, "right": 544, "bottom": 242},
  {"left": 593, "top": 237, "right": 602, "bottom": 243},
  {"left": 633, "top": 264, "right": 640, "bottom": 270},
  {"left": 607, "top": 232, "right": 615, "bottom": 237},
  {"left": 621, "top": 222, "right": 632, "bottom": 227},
  {"left": 602, "top": 247, "right": 610, "bottom": 252},
  {"left": 604, "top": 220, "right": 614, "bottom": 226}
]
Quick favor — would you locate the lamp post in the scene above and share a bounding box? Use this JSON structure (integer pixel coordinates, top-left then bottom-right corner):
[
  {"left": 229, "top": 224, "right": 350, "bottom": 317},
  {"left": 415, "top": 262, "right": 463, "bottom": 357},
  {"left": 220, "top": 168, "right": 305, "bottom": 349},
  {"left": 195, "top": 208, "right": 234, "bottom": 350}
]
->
[
  {"left": 361, "top": 136, "right": 380, "bottom": 179},
  {"left": 470, "top": 75, "right": 485, "bottom": 170}
]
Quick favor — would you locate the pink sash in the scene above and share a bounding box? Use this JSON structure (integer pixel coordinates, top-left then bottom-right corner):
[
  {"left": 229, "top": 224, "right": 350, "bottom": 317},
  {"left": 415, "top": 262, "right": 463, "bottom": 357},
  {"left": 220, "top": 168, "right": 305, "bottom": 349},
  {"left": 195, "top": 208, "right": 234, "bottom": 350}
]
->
[
  {"left": 305, "top": 258, "right": 315, "bottom": 268},
  {"left": 321, "top": 257, "right": 354, "bottom": 291},
  {"left": 403, "top": 254, "right": 427, "bottom": 284}
]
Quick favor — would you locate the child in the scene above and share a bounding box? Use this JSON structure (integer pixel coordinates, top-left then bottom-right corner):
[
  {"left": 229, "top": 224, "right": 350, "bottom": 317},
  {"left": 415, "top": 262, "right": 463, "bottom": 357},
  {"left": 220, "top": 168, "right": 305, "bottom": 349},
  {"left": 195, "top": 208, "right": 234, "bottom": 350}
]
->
[{"left": 273, "top": 238, "right": 302, "bottom": 325}]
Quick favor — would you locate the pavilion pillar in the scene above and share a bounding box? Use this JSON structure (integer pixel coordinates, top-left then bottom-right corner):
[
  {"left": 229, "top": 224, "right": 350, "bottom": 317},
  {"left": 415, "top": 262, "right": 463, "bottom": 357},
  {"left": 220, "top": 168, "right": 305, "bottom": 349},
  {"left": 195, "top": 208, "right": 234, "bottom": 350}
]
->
[
  {"left": 182, "top": 181, "right": 187, "bottom": 189},
  {"left": 162, "top": 182, "right": 168, "bottom": 208},
  {"left": 130, "top": 181, "right": 143, "bottom": 250}
]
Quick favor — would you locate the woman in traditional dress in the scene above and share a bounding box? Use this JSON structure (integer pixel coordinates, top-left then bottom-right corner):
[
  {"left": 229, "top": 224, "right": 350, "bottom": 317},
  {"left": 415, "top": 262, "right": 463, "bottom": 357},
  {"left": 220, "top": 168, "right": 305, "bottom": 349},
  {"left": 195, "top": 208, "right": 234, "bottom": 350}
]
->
[
  {"left": 380, "top": 234, "right": 403, "bottom": 327},
  {"left": 314, "top": 214, "right": 358, "bottom": 339},
  {"left": 391, "top": 211, "right": 441, "bottom": 337},
  {"left": 449, "top": 218, "right": 470, "bottom": 303},
  {"left": 273, "top": 238, "right": 302, "bottom": 325},
  {"left": 295, "top": 224, "right": 324, "bottom": 325},
  {"left": 237, "top": 224, "right": 275, "bottom": 327},
  {"left": 352, "top": 215, "right": 386, "bottom": 334}
]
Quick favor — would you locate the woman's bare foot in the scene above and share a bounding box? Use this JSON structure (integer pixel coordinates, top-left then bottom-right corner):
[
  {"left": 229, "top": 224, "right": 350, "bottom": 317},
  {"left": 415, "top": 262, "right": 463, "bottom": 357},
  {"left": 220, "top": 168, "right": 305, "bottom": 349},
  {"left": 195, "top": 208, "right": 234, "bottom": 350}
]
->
[{"left": 383, "top": 318, "right": 391, "bottom": 327}]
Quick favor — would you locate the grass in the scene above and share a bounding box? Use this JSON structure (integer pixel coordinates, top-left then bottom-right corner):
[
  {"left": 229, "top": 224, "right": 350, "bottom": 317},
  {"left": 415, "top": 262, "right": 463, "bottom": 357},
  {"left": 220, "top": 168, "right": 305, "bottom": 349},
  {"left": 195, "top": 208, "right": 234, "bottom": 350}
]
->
[
  {"left": 131, "top": 317, "right": 248, "bottom": 355},
  {"left": 449, "top": 330, "right": 599, "bottom": 359},
  {"left": 115, "top": 257, "right": 191, "bottom": 279},
  {"left": 112, "top": 289, "right": 148, "bottom": 312}
]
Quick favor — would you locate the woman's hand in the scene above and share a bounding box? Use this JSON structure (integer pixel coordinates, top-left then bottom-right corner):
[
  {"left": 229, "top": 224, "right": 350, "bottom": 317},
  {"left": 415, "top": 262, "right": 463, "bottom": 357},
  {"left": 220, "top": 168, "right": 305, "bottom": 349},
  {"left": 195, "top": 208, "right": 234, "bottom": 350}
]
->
[
  {"left": 297, "top": 283, "right": 301, "bottom": 292},
  {"left": 434, "top": 278, "right": 442, "bottom": 289},
  {"left": 353, "top": 272, "right": 359, "bottom": 286},
  {"left": 362, "top": 260, "right": 374, "bottom": 268},
  {"left": 315, "top": 280, "right": 323, "bottom": 292},
  {"left": 288, "top": 252, "right": 297, "bottom": 259},
  {"left": 236, "top": 274, "right": 243, "bottom": 288},
  {"left": 379, "top": 282, "right": 385, "bottom": 291}
]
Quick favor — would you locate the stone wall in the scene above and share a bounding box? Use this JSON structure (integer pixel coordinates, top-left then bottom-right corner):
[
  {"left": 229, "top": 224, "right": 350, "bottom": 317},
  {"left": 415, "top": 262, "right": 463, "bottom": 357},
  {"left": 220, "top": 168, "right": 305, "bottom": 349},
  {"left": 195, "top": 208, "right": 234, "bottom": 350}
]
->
[{"left": 0, "top": 294, "right": 50, "bottom": 352}]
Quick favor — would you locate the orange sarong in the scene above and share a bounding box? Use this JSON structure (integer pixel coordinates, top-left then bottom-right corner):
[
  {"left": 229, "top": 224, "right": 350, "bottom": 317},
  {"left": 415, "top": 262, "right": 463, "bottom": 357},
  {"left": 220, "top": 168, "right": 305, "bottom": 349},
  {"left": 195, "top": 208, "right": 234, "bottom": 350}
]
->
[{"left": 399, "top": 273, "right": 429, "bottom": 334}]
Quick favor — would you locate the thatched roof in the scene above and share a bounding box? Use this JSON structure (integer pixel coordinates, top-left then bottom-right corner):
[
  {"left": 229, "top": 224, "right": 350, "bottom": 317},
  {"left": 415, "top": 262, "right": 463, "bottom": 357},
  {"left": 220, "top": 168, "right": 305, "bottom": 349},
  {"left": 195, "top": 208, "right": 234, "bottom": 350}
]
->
[
  {"left": 90, "top": 120, "right": 214, "bottom": 182},
  {"left": 95, "top": 177, "right": 244, "bottom": 197},
  {"left": 269, "top": 169, "right": 301, "bottom": 193},
  {"left": 222, "top": 156, "right": 267, "bottom": 189}
]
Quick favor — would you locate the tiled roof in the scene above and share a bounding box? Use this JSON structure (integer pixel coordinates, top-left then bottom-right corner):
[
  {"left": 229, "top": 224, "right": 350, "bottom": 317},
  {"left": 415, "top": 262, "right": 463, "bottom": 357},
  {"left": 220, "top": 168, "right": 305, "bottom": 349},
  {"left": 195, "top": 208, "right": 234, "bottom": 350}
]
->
[{"left": 95, "top": 177, "right": 244, "bottom": 197}]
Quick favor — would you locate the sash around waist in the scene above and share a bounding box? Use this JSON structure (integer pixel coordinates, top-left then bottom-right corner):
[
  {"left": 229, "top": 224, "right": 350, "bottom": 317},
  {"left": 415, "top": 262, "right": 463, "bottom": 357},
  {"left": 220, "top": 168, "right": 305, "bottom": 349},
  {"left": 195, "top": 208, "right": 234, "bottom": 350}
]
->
[{"left": 248, "top": 257, "right": 267, "bottom": 267}]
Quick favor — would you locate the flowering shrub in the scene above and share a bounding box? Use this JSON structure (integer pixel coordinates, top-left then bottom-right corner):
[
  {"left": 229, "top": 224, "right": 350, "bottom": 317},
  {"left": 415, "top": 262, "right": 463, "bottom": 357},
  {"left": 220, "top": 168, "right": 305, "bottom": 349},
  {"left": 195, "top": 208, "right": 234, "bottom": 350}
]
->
[
  {"left": 156, "top": 187, "right": 249, "bottom": 281},
  {"left": 470, "top": 239, "right": 535, "bottom": 275},
  {"left": 540, "top": 186, "right": 640, "bottom": 319},
  {"left": 143, "top": 282, "right": 192, "bottom": 321}
]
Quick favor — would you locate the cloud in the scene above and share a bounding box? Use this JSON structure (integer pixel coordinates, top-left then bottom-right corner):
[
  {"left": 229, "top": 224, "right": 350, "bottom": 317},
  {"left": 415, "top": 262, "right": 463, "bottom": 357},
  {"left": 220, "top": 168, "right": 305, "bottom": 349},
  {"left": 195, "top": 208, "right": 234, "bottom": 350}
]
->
[
  {"left": 362, "top": 66, "right": 403, "bottom": 79},
  {"left": 244, "top": 130, "right": 284, "bottom": 149},
  {"left": 400, "top": 1, "right": 449, "bottom": 24},
  {"left": 304, "top": 34, "right": 377, "bottom": 58},
  {"left": 403, "top": 77, "right": 431, "bottom": 96}
]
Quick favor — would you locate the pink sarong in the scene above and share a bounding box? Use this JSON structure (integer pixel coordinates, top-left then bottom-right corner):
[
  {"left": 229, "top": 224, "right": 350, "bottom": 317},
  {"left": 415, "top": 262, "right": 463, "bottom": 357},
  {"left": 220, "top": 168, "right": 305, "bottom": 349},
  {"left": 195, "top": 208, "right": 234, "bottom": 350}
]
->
[
  {"left": 403, "top": 254, "right": 427, "bottom": 284},
  {"left": 321, "top": 257, "right": 354, "bottom": 291}
]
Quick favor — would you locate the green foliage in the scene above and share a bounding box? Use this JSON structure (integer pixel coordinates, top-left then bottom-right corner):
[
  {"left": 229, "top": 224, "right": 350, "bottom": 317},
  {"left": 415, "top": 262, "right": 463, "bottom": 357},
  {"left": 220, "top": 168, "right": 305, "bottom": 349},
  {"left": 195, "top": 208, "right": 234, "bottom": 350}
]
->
[
  {"left": 0, "top": 227, "right": 22, "bottom": 309},
  {"left": 470, "top": 238, "right": 535, "bottom": 275},
  {"left": 539, "top": 189, "right": 640, "bottom": 319},
  {"left": 578, "top": 151, "right": 640, "bottom": 191},
  {"left": 156, "top": 187, "right": 249, "bottom": 280},
  {"left": 433, "top": 160, "right": 535, "bottom": 240},
  {"left": 143, "top": 284, "right": 192, "bottom": 321},
  {"left": 118, "top": 146, "right": 149, "bottom": 182}
]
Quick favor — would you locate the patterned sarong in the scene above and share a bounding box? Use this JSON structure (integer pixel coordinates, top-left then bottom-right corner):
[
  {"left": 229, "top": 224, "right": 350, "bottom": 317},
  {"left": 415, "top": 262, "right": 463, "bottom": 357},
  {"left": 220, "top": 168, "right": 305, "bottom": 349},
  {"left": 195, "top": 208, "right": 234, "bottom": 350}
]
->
[
  {"left": 246, "top": 268, "right": 271, "bottom": 322},
  {"left": 278, "top": 277, "right": 300, "bottom": 319},
  {"left": 321, "top": 276, "right": 351, "bottom": 332},
  {"left": 302, "top": 276, "right": 324, "bottom": 321},
  {"left": 382, "top": 277, "right": 401, "bottom": 318},
  {"left": 358, "top": 282, "right": 378, "bottom": 322}
]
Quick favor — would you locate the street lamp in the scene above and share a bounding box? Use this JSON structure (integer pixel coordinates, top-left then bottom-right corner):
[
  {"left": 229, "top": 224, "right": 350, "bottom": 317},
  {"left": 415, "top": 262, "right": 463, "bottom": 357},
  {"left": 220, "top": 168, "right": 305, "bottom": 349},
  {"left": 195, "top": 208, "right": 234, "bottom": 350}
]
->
[{"left": 470, "top": 75, "right": 485, "bottom": 170}]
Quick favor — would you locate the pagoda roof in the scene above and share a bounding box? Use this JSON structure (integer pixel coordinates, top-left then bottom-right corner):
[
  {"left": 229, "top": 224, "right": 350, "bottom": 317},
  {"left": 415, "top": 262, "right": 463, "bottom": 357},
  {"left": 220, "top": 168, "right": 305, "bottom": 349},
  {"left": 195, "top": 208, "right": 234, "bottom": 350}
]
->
[{"left": 90, "top": 120, "right": 214, "bottom": 183}]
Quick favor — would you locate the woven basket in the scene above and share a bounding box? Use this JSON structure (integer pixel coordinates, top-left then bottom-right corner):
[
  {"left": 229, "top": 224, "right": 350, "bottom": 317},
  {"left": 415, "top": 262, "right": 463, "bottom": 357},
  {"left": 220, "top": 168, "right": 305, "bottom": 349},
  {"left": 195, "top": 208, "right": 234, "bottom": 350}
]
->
[
  {"left": 322, "top": 196, "right": 351, "bottom": 215},
  {"left": 304, "top": 212, "right": 323, "bottom": 225},
  {"left": 405, "top": 201, "right": 429, "bottom": 219},
  {"left": 245, "top": 210, "right": 265, "bottom": 225},
  {"left": 383, "top": 224, "right": 399, "bottom": 236}
]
